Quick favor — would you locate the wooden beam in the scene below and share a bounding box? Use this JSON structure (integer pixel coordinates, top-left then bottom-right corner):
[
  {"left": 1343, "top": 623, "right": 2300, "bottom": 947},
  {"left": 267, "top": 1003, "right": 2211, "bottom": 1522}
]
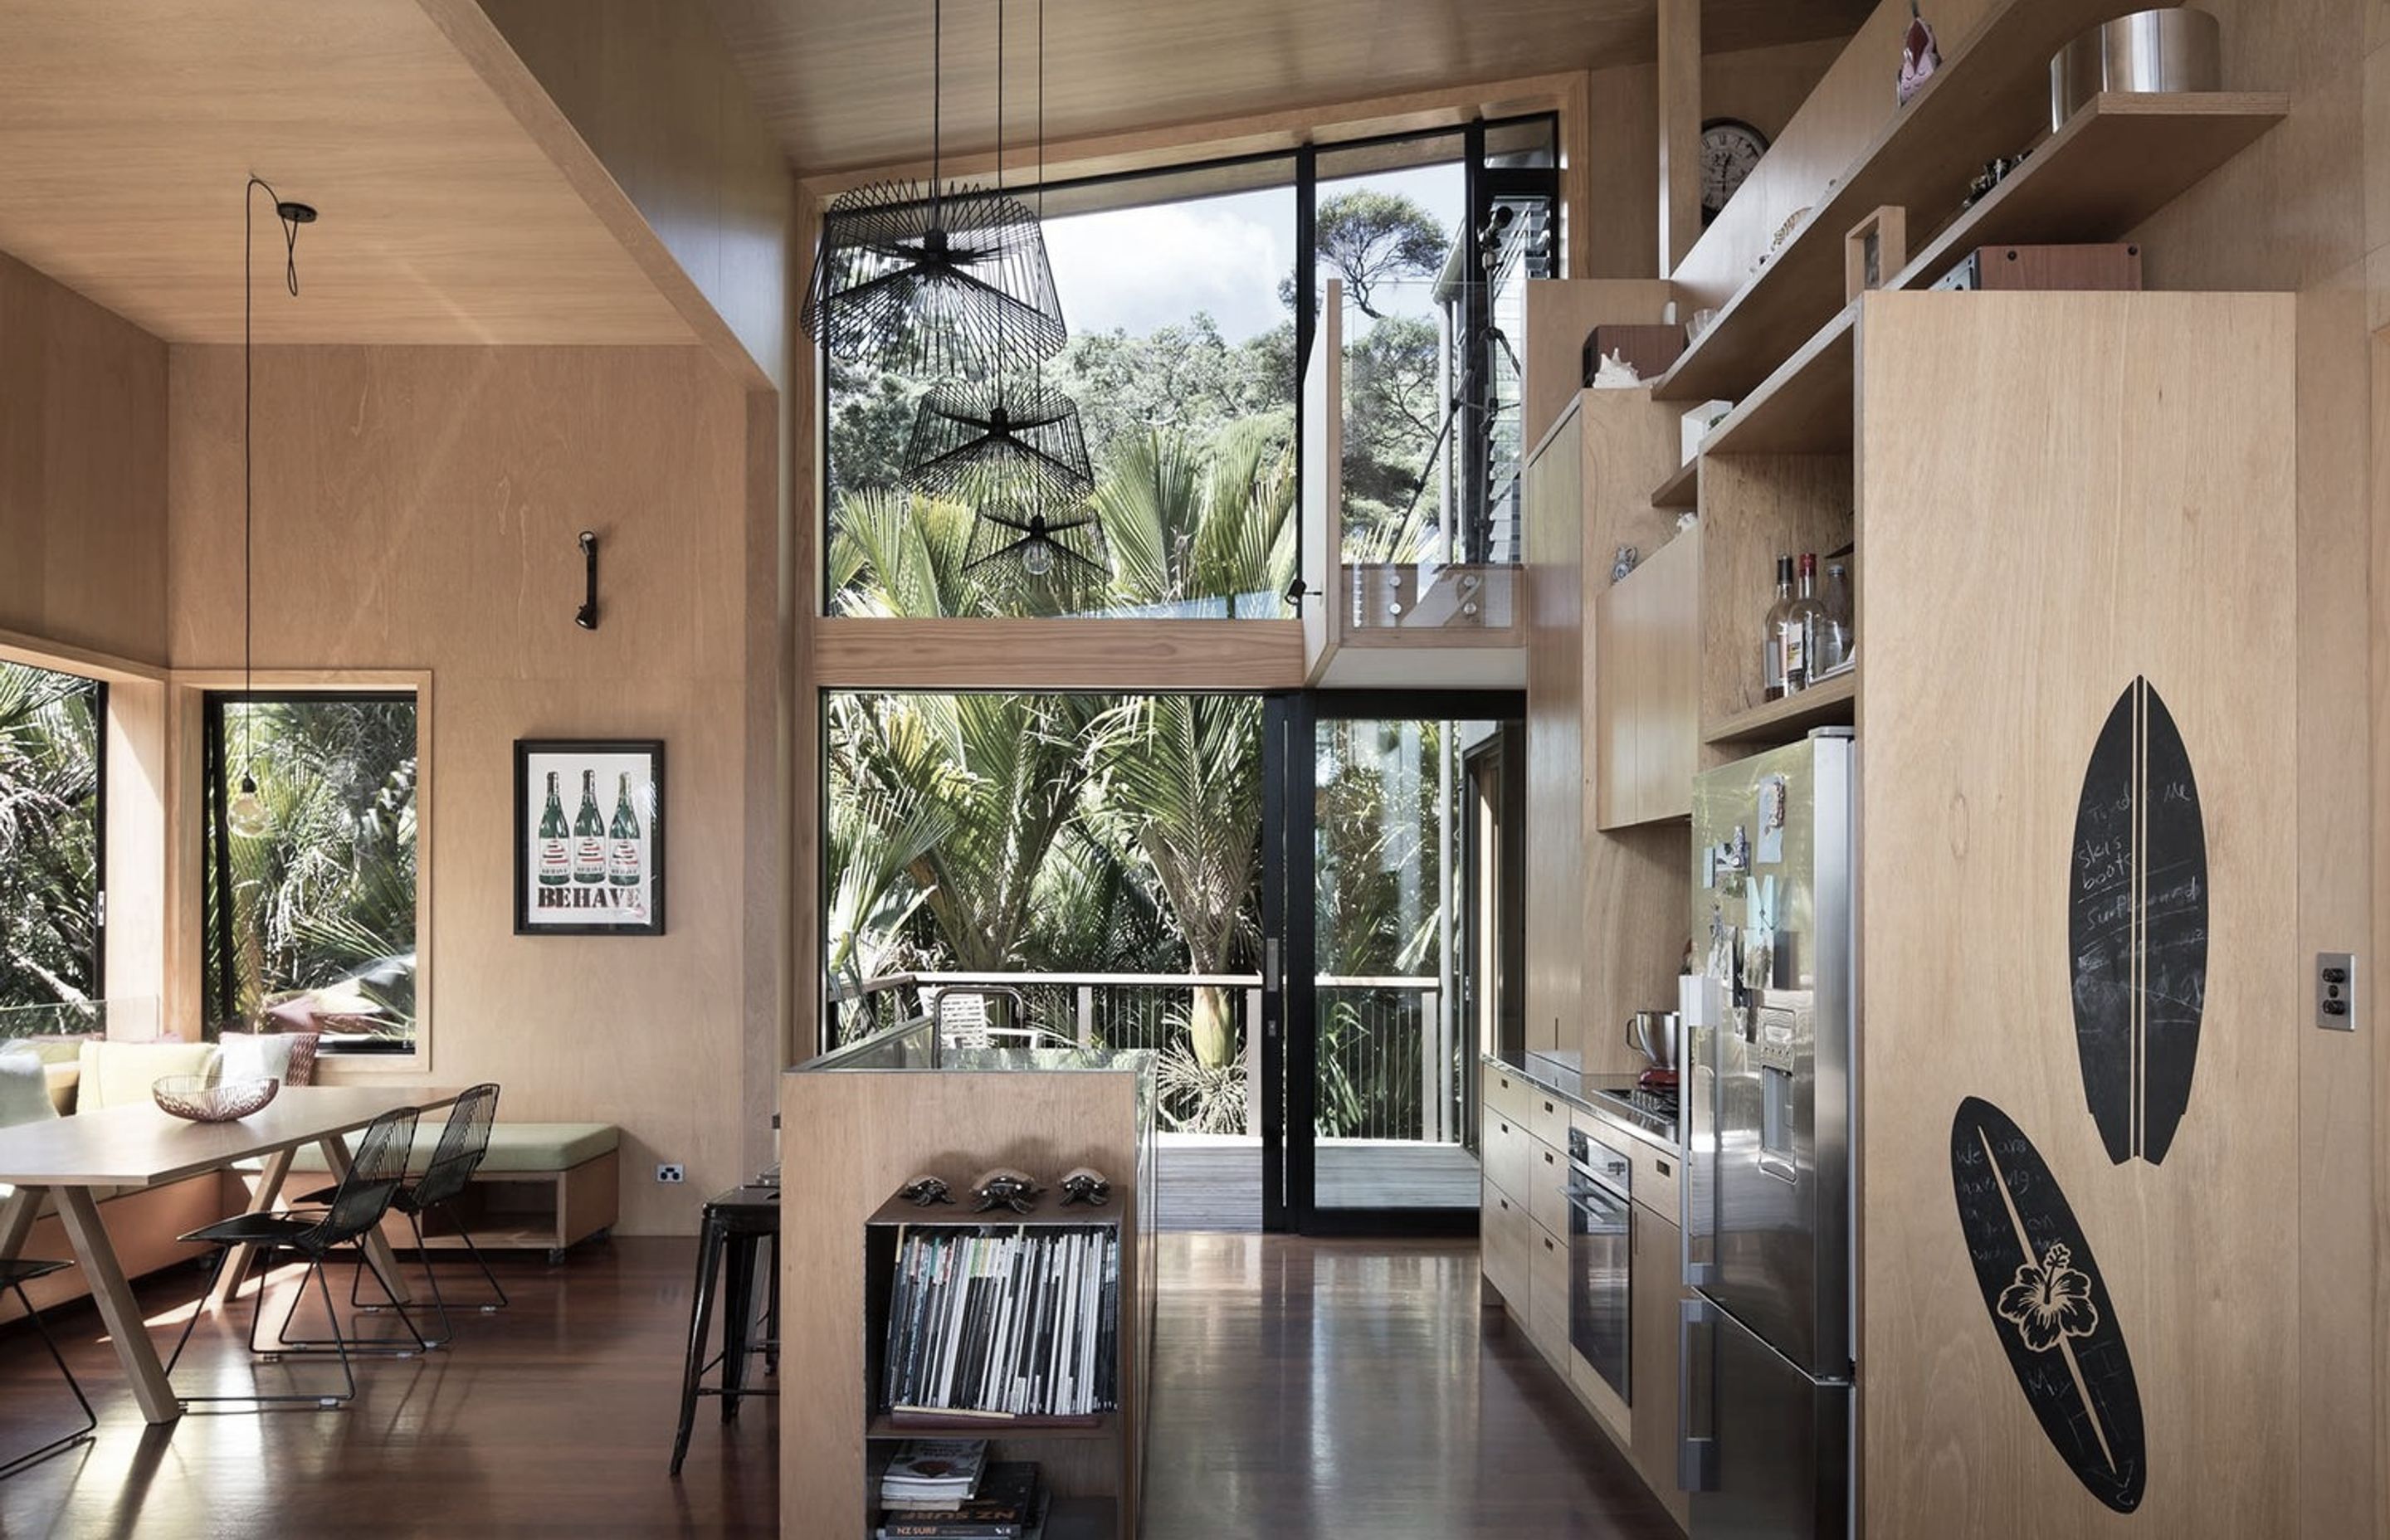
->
[
  {"left": 810, "top": 620, "right": 1307, "bottom": 692},
  {"left": 1657, "top": 0, "right": 1702, "bottom": 273}
]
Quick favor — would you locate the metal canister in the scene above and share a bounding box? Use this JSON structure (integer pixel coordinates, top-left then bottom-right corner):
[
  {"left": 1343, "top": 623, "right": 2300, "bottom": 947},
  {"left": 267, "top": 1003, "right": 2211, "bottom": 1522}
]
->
[{"left": 2051, "top": 7, "right": 2222, "bottom": 133}]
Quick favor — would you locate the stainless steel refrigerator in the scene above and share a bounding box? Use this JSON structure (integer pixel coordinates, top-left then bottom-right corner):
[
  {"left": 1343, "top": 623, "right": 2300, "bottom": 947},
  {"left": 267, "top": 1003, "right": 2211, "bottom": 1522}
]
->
[{"left": 1680, "top": 729, "right": 1856, "bottom": 1538}]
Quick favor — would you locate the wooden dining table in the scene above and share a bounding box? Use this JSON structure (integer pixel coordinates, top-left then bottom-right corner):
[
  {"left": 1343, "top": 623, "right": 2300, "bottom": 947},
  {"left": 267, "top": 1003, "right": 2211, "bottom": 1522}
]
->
[{"left": 0, "top": 1084, "right": 461, "bottom": 1425}]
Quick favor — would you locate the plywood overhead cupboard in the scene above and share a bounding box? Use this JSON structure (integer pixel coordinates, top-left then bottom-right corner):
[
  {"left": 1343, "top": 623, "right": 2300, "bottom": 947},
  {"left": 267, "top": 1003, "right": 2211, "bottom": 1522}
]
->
[{"left": 1491, "top": 0, "right": 2325, "bottom": 1532}]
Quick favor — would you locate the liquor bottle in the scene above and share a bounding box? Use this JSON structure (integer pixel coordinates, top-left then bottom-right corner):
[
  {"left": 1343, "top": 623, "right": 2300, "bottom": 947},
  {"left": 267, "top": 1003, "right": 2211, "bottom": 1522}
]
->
[
  {"left": 536, "top": 772, "right": 570, "bottom": 887},
  {"left": 1761, "top": 556, "right": 1795, "bottom": 701},
  {"left": 572, "top": 769, "right": 607, "bottom": 885},
  {"left": 1783, "top": 553, "right": 1824, "bottom": 693},
  {"left": 1816, "top": 559, "right": 1855, "bottom": 676},
  {"left": 608, "top": 772, "right": 643, "bottom": 887}
]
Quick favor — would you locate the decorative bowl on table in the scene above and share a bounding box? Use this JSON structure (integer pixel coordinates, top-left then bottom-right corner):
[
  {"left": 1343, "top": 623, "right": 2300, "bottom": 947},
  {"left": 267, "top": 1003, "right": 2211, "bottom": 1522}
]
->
[{"left": 151, "top": 1075, "right": 280, "bottom": 1123}]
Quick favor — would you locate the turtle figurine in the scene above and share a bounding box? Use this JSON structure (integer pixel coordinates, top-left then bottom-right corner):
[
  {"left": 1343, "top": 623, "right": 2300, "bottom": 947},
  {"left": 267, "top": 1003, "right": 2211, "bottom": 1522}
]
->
[
  {"left": 899, "top": 1174, "right": 954, "bottom": 1208},
  {"left": 1057, "top": 1167, "right": 1112, "bottom": 1209},
  {"left": 971, "top": 1167, "right": 1043, "bottom": 1215}
]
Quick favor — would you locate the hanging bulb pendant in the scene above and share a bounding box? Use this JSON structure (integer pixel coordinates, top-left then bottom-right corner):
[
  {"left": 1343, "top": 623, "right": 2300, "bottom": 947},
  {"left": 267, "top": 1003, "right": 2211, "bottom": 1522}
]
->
[{"left": 227, "top": 769, "right": 271, "bottom": 839}]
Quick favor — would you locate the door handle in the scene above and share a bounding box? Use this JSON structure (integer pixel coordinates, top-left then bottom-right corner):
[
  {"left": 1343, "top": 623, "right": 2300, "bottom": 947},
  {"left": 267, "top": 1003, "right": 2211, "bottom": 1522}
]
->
[{"left": 1679, "top": 1297, "right": 1719, "bottom": 1493}]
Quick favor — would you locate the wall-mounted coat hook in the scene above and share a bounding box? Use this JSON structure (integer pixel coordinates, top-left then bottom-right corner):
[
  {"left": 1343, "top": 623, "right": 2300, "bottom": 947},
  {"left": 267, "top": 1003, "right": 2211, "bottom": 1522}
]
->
[{"left": 575, "top": 531, "right": 599, "bottom": 631}]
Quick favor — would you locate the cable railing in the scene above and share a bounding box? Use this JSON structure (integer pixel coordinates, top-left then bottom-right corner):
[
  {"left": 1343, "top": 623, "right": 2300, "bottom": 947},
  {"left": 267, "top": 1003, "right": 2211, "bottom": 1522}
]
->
[{"left": 826, "top": 971, "right": 1461, "bottom": 1142}]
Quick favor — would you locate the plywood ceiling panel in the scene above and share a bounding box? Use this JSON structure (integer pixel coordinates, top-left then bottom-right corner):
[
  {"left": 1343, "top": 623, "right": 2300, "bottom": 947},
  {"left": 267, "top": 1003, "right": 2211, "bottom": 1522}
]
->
[
  {"left": 0, "top": 0, "right": 695, "bottom": 344},
  {"left": 705, "top": 0, "right": 1874, "bottom": 173}
]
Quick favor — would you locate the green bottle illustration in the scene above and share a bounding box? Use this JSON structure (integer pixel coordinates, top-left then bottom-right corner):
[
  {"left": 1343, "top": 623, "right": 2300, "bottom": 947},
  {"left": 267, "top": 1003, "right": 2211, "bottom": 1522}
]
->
[
  {"left": 572, "top": 769, "right": 606, "bottom": 885},
  {"left": 608, "top": 772, "right": 642, "bottom": 888},
  {"left": 536, "top": 772, "right": 570, "bottom": 887}
]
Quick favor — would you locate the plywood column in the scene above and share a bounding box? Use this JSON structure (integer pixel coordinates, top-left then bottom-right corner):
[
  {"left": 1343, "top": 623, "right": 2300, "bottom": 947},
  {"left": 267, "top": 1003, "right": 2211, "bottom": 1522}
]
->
[{"left": 1656, "top": 0, "right": 1702, "bottom": 275}]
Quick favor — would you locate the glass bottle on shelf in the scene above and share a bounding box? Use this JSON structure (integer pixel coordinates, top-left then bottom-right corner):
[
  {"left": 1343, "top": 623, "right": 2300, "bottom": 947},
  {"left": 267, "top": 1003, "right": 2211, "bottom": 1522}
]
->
[
  {"left": 1783, "top": 553, "right": 1823, "bottom": 694},
  {"left": 1816, "top": 559, "right": 1855, "bottom": 677},
  {"left": 1761, "top": 555, "right": 1795, "bottom": 701}
]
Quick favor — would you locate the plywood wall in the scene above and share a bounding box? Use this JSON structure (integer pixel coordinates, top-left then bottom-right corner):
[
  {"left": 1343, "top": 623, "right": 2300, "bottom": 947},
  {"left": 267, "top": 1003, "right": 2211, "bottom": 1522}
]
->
[
  {"left": 2123, "top": 4, "right": 2378, "bottom": 1532},
  {"left": 0, "top": 251, "right": 168, "bottom": 665},
  {"left": 1858, "top": 291, "right": 2299, "bottom": 1536},
  {"left": 165, "top": 344, "right": 777, "bottom": 1233}
]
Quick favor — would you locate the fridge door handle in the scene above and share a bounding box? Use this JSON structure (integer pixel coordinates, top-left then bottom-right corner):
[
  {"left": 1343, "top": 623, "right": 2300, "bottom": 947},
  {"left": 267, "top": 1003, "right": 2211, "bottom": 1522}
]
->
[
  {"left": 1678, "top": 1296, "right": 1719, "bottom": 1492},
  {"left": 1683, "top": 999, "right": 1720, "bottom": 1289}
]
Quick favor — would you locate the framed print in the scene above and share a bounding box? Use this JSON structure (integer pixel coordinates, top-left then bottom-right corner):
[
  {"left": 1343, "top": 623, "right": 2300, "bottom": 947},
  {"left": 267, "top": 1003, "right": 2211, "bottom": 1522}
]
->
[{"left": 514, "top": 738, "right": 666, "bottom": 935}]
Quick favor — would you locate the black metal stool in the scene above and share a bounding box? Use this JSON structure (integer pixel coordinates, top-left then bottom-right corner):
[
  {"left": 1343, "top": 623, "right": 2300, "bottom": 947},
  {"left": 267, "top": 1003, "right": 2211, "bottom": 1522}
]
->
[
  {"left": 668, "top": 1184, "right": 779, "bottom": 1476},
  {"left": 0, "top": 1258, "right": 97, "bottom": 1479}
]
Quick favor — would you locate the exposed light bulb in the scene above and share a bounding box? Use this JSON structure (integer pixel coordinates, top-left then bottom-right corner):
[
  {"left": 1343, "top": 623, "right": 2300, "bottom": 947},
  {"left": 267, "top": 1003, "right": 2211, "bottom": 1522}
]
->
[
  {"left": 227, "top": 771, "right": 271, "bottom": 839},
  {"left": 1022, "top": 539, "right": 1055, "bottom": 578}
]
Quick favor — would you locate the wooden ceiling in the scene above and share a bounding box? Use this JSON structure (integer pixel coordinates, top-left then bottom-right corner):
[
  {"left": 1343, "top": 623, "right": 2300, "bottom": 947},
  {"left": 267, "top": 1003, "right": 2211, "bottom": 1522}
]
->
[
  {"left": 0, "top": 0, "right": 694, "bottom": 344},
  {"left": 703, "top": 0, "right": 1876, "bottom": 174}
]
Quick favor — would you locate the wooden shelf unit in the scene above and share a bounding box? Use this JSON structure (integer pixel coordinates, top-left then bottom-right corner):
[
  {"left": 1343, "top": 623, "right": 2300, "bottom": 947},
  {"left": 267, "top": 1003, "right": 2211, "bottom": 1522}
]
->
[
  {"left": 1652, "top": 0, "right": 2289, "bottom": 407},
  {"left": 861, "top": 1196, "right": 1133, "bottom": 1538},
  {"left": 1704, "top": 668, "right": 1856, "bottom": 746},
  {"left": 1651, "top": 456, "right": 1698, "bottom": 511}
]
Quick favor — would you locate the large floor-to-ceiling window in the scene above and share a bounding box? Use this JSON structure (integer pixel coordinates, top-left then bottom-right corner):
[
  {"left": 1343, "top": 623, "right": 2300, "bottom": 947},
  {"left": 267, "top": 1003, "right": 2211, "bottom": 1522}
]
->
[{"left": 0, "top": 660, "right": 105, "bottom": 1036}]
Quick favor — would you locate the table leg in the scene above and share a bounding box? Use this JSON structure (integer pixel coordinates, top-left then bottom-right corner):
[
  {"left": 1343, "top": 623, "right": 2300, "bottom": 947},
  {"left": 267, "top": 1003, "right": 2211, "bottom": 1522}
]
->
[
  {"left": 0, "top": 1184, "right": 41, "bottom": 1265},
  {"left": 319, "top": 1134, "right": 414, "bottom": 1304},
  {"left": 55, "top": 1186, "right": 180, "bottom": 1424},
  {"left": 208, "top": 1144, "right": 295, "bottom": 1310}
]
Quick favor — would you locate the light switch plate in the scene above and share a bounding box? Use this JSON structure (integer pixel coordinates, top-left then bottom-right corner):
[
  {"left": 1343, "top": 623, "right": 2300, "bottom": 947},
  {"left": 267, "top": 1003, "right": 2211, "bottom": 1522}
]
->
[{"left": 2317, "top": 952, "right": 2357, "bottom": 1031}]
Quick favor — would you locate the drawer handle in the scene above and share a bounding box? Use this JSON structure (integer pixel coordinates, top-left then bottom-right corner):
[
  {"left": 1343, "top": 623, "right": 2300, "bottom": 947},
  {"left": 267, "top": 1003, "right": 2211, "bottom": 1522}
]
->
[
  {"left": 1544, "top": 1151, "right": 1555, "bottom": 1164},
  {"left": 1500, "top": 1198, "right": 1510, "bottom": 1211},
  {"left": 1544, "top": 1099, "right": 1555, "bottom": 1114},
  {"left": 1657, "top": 1158, "right": 1673, "bottom": 1177},
  {"left": 1500, "top": 1122, "right": 1510, "bottom": 1133},
  {"left": 1544, "top": 1237, "right": 1555, "bottom": 1251}
]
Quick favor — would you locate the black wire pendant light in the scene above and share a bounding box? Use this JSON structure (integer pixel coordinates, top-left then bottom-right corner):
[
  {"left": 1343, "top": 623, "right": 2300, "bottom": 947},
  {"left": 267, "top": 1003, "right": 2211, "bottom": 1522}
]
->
[
  {"left": 905, "top": 377, "right": 1093, "bottom": 503},
  {"left": 963, "top": 498, "right": 1110, "bottom": 588},
  {"left": 799, "top": 0, "right": 1066, "bottom": 379}
]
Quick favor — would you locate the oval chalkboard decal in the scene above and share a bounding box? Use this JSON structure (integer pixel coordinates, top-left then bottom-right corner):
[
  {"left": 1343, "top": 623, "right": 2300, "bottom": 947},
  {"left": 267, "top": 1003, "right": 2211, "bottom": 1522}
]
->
[
  {"left": 2069, "top": 676, "right": 2207, "bottom": 1166},
  {"left": 1951, "top": 1096, "right": 2146, "bottom": 1513}
]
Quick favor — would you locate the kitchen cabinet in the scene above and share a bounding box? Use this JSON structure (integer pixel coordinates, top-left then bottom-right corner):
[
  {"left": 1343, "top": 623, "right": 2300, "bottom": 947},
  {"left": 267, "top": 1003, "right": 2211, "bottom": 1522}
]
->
[
  {"left": 1527, "top": 1221, "right": 1572, "bottom": 1365},
  {"left": 1484, "top": 1103, "right": 1531, "bottom": 1203},
  {"left": 1632, "top": 1205, "right": 1690, "bottom": 1528},
  {"left": 1482, "top": 1185, "right": 1531, "bottom": 1309},
  {"left": 1594, "top": 525, "right": 1700, "bottom": 831}
]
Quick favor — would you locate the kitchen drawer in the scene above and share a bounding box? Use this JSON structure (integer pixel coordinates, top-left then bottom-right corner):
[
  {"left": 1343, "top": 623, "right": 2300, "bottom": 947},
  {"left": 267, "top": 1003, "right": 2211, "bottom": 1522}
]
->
[
  {"left": 1484, "top": 1102, "right": 1532, "bottom": 1201},
  {"left": 1527, "top": 1138, "right": 1572, "bottom": 1238},
  {"left": 1485, "top": 1064, "right": 1535, "bottom": 1124},
  {"left": 1527, "top": 1083, "right": 1573, "bottom": 1151},
  {"left": 1633, "top": 1138, "right": 1682, "bottom": 1224},
  {"left": 1527, "top": 1221, "right": 1571, "bottom": 1362},
  {"left": 1481, "top": 1187, "right": 1532, "bottom": 1309}
]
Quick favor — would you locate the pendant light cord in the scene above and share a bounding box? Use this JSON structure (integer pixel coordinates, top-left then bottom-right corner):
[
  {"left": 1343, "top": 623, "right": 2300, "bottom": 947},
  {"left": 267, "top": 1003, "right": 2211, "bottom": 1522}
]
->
[
  {"left": 930, "top": 0, "right": 943, "bottom": 217},
  {"left": 995, "top": 0, "right": 1005, "bottom": 192},
  {"left": 241, "top": 177, "right": 305, "bottom": 783}
]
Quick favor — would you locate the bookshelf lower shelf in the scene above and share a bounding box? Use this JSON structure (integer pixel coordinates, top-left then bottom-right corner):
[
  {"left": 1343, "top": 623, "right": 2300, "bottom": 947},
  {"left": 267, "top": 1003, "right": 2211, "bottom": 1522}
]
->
[
  {"left": 870, "top": 1412, "right": 1117, "bottom": 1441},
  {"left": 1044, "top": 1496, "right": 1118, "bottom": 1540}
]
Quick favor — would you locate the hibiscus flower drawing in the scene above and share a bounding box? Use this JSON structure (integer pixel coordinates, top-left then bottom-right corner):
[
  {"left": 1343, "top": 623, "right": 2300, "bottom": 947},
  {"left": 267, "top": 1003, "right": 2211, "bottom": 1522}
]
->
[{"left": 1995, "top": 1242, "right": 2100, "bottom": 1352}]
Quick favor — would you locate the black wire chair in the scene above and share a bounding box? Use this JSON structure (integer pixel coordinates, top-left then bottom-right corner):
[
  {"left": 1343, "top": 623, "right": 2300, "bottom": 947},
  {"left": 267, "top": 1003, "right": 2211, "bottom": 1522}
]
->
[
  {"left": 0, "top": 1257, "right": 97, "bottom": 1478},
  {"left": 315, "top": 1084, "right": 505, "bottom": 1348},
  {"left": 165, "top": 1105, "right": 422, "bottom": 1409}
]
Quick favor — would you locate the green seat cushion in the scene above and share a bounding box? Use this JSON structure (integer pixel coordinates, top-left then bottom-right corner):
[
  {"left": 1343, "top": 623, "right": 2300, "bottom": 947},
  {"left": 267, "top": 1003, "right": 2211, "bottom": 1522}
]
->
[
  {"left": 75, "top": 1040, "right": 222, "bottom": 1111},
  {"left": 1, "top": 1038, "right": 91, "bottom": 1066},
  {"left": 279, "top": 1122, "right": 618, "bottom": 1174}
]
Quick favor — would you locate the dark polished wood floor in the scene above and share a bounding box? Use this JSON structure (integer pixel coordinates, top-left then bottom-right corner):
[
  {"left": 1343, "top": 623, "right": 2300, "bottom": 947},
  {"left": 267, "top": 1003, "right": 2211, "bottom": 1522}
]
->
[{"left": 0, "top": 1234, "right": 1674, "bottom": 1538}]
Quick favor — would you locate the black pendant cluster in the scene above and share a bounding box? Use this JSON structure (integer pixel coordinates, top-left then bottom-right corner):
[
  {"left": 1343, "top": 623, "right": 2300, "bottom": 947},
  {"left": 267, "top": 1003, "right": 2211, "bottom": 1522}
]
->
[{"left": 798, "top": 0, "right": 1105, "bottom": 594}]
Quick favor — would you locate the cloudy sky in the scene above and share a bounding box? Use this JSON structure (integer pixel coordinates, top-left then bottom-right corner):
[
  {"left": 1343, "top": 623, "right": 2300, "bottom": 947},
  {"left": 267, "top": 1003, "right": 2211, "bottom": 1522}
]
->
[{"left": 1042, "top": 163, "right": 1465, "bottom": 343}]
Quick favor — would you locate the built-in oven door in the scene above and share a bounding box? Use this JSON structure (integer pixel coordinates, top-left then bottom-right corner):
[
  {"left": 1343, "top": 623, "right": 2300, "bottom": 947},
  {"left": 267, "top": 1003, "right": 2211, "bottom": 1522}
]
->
[{"left": 1566, "top": 1167, "right": 1632, "bottom": 1401}]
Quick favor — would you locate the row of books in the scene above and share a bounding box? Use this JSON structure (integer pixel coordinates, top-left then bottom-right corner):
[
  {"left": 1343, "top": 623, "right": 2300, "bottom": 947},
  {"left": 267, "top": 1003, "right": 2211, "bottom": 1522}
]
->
[
  {"left": 881, "top": 1224, "right": 1119, "bottom": 1419},
  {"left": 879, "top": 1445, "right": 1050, "bottom": 1539}
]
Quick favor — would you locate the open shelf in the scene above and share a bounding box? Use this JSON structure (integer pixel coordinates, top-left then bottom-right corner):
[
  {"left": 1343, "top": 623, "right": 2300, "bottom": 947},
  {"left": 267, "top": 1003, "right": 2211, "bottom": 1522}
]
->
[
  {"left": 1889, "top": 91, "right": 2289, "bottom": 291},
  {"left": 1044, "top": 1496, "right": 1120, "bottom": 1540},
  {"left": 1705, "top": 669, "right": 1857, "bottom": 746},
  {"left": 870, "top": 1412, "right": 1117, "bottom": 1441},
  {"left": 1651, "top": 0, "right": 2285, "bottom": 405},
  {"left": 1651, "top": 457, "right": 1698, "bottom": 510}
]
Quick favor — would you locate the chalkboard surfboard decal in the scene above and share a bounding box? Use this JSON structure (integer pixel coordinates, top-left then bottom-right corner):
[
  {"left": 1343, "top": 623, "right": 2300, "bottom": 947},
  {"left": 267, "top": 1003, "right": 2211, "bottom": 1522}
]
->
[
  {"left": 1950, "top": 1096, "right": 2146, "bottom": 1513},
  {"left": 2070, "top": 676, "right": 2207, "bottom": 1166}
]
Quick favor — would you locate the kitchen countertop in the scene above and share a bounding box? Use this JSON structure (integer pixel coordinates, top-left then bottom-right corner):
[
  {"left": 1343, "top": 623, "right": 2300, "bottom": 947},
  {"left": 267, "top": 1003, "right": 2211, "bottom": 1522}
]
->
[{"left": 1485, "top": 1049, "right": 1679, "bottom": 1150}]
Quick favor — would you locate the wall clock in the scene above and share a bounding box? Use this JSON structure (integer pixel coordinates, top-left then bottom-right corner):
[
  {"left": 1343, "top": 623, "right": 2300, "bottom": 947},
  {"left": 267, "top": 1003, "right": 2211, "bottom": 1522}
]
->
[{"left": 1701, "top": 118, "right": 1770, "bottom": 225}]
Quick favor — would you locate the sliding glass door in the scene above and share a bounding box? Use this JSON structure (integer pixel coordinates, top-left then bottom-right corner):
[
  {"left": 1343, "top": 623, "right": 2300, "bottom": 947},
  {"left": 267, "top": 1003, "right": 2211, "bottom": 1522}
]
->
[{"left": 1265, "top": 690, "right": 1523, "bottom": 1234}]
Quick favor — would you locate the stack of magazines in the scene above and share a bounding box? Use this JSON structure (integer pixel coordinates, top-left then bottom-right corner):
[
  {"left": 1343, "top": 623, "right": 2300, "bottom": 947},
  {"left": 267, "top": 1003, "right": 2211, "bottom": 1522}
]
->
[
  {"left": 881, "top": 1226, "right": 1119, "bottom": 1419},
  {"left": 878, "top": 1446, "right": 1050, "bottom": 1539}
]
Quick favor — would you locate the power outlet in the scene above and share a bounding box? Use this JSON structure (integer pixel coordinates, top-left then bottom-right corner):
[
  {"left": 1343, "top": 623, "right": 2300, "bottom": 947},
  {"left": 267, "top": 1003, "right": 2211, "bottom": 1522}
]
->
[
  {"left": 656, "top": 1162, "right": 686, "bottom": 1184},
  {"left": 2317, "top": 953, "right": 2358, "bottom": 1032}
]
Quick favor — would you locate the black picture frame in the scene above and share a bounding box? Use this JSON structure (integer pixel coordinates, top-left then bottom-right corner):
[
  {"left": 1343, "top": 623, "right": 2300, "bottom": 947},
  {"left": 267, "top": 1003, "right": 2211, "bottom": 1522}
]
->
[{"left": 512, "top": 738, "right": 666, "bottom": 936}]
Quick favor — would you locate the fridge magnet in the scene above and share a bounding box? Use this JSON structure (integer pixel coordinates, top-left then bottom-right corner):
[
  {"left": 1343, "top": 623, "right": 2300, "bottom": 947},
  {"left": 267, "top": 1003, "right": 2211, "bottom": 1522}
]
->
[
  {"left": 2069, "top": 677, "right": 2206, "bottom": 1166},
  {"left": 1950, "top": 1096, "right": 2146, "bottom": 1513},
  {"left": 1898, "top": 1, "right": 1942, "bottom": 105},
  {"left": 514, "top": 738, "right": 666, "bottom": 936},
  {"left": 1756, "top": 775, "right": 1788, "bottom": 865}
]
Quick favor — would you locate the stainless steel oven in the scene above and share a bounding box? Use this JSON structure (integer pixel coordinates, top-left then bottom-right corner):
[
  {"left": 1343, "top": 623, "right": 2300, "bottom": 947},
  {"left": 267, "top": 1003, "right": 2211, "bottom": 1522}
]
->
[{"left": 1566, "top": 1125, "right": 1633, "bottom": 1401}]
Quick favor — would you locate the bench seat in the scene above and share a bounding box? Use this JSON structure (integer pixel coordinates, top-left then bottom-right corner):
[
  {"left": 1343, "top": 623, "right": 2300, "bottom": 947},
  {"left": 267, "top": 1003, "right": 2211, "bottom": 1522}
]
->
[{"left": 277, "top": 1122, "right": 619, "bottom": 1173}]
